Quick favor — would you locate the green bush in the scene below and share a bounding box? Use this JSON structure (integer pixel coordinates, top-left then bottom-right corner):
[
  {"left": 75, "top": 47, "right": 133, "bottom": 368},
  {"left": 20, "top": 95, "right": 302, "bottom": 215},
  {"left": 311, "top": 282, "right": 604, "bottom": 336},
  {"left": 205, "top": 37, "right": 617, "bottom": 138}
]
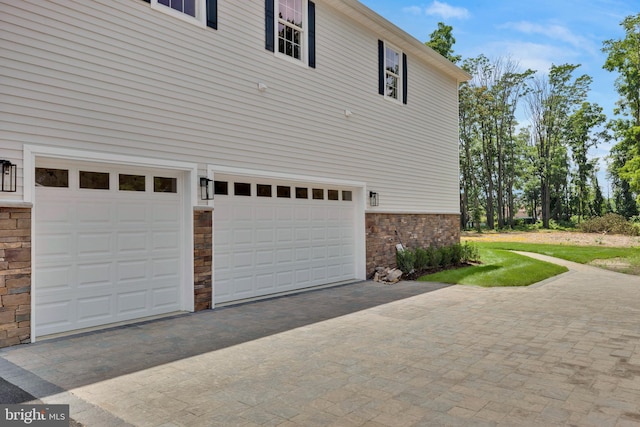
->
[
  {"left": 578, "top": 213, "right": 639, "bottom": 236},
  {"left": 414, "top": 248, "right": 429, "bottom": 271},
  {"left": 439, "top": 246, "right": 453, "bottom": 267},
  {"left": 428, "top": 246, "right": 442, "bottom": 268},
  {"left": 461, "top": 242, "right": 480, "bottom": 263},
  {"left": 450, "top": 243, "right": 464, "bottom": 265},
  {"left": 396, "top": 248, "right": 416, "bottom": 273}
]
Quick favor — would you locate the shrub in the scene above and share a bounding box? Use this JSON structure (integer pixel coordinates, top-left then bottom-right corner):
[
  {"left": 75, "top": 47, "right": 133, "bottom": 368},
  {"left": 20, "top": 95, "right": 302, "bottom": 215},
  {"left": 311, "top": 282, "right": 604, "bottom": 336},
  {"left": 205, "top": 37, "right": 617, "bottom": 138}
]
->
[
  {"left": 396, "top": 248, "right": 416, "bottom": 273},
  {"left": 428, "top": 246, "right": 442, "bottom": 268},
  {"left": 450, "top": 243, "right": 464, "bottom": 265},
  {"left": 414, "top": 248, "right": 429, "bottom": 271},
  {"left": 461, "top": 242, "right": 480, "bottom": 263},
  {"left": 578, "top": 213, "right": 639, "bottom": 236},
  {"left": 439, "top": 246, "right": 453, "bottom": 267}
]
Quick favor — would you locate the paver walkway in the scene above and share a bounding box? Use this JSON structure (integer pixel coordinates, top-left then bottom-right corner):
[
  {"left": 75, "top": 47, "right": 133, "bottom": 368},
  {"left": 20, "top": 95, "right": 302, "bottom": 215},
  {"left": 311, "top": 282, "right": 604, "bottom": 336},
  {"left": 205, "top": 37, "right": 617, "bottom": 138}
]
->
[{"left": 1, "top": 257, "right": 639, "bottom": 426}]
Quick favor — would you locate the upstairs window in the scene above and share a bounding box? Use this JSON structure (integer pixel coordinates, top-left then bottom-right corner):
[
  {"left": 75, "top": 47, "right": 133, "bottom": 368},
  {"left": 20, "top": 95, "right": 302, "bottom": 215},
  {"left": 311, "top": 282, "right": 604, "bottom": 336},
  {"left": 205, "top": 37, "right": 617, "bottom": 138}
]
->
[
  {"left": 378, "top": 40, "right": 408, "bottom": 104},
  {"left": 278, "top": 0, "right": 304, "bottom": 60},
  {"left": 150, "top": 0, "right": 217, "bottom": 29},
  {"left": 266, "top": 0, "right": 316, "bottom": 68}
]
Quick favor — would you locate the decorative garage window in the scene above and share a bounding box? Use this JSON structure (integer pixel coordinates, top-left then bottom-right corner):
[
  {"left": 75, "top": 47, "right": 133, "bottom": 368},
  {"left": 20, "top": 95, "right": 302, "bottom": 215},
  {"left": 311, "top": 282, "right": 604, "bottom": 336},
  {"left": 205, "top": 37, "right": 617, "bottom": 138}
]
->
[
  {"left": 328, "top": 189, "right": 339, "bottom": 200},
  {"left": 257, "top": 184, "right": 272, "bottom": 197},
  {"left": 312, "top": 188, "right": 324, "bottom": 199},
  {"left": 378, "top": 40, "right": 408, "bottom": 104},
  {"left": 35, "top": 168, "right": 69, "bottom": 188},
  {"left": 342, "top": 190, "right": 352, "bottom": 201},
  {"left": 149, "top": 0, "right": 217, "bottom": 29},
  {"left": 265, "top": 0, "right": 316, "bottom": 68},
  {"left": 234, "top": 182, "right": 251, "bottom": 196},
  {"left": 119, "top": 174, "right": 145, "bottom": 191},
  {"left": 277, "top": 185, "right": 291, "bottom": 198},
  {"left": 154, "top": 176, "right": 178, "bottom": 193},
  {"left": 296, "top": 187, "right": 308, "bottom": 199},
  {"left": 80, "top": 171, "right": 109, "bottom": 190},
  {"left": 214, "top": 180, "right": 228, "bottom": 195}
]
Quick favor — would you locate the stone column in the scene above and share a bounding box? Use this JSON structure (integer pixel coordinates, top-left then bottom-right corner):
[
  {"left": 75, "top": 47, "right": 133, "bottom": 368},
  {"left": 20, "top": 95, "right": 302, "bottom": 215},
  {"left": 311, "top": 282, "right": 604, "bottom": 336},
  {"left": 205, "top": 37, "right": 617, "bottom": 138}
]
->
[{"left": 0, "top": 206, "right": 32, "bottom": 347}]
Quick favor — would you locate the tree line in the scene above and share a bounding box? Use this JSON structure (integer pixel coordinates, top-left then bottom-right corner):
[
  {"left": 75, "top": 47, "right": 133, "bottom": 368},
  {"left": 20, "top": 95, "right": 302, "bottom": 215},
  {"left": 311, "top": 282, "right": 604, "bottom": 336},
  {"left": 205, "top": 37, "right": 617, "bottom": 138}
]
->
[{"left": 426, "top": 15, "right": 640, "bottom": 230}]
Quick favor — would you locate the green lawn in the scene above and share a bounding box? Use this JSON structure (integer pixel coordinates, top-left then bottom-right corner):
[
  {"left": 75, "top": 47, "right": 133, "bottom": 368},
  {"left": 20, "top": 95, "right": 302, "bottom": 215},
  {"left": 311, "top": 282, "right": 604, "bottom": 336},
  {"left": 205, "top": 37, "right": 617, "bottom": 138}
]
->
[
  {"left": 418, "top": 247, "right": 568, "bottom": 287},
  {"left": 419, "top": 241, "right": 640, "bottom": 287}
]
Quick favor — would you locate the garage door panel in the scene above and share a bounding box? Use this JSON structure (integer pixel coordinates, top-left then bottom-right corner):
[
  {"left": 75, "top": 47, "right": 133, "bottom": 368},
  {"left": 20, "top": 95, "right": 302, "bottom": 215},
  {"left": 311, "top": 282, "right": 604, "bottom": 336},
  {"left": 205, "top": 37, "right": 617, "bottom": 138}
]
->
[
  {"left": 77, "top": 263, "right": 112, "bottom": 288},
  {"left": 151, "top": 287, "right": 179, "bottom": 310},
  {"left": 117, "top": 291, "right": 148, "bottom": 315},
  {"left": 152, "top": 231, "right": 180, "bottom": 250},
  {"left": 118, "top": 232, "right": 148, "bottom": 253},
  {"left": 255, "top": 273, "right": 275, "bottom": 290},
  {"left": 36, "top": 266, "right": 73, "bottom": 292},
  {"left": 77, "top": 294, "right": 113, "bottom": 323},
  {"left": 77, "top": 232, "right": 112, "bottom": 256},
  {"left": 36, "top": 233, "right": 74, "bottom": 260},
  {"left": 36, "top": 299, "right": 73, "bottom": 332},
  {"left": 76, "top": 203, "right": 113, "bottom": 226},
  {"left": 152, "top": 258, "right": 180, "bottom": 280},
  {"left": 117, "top": 203, "right": 147, "bottom": 224}
]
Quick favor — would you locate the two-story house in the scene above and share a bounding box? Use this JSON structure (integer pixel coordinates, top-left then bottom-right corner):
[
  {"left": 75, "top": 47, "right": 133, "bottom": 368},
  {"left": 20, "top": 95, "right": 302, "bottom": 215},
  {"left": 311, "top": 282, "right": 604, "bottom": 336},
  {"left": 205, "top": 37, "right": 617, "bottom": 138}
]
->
[{"left": 0, "top": 0, "right": 470, "bottom": 346}]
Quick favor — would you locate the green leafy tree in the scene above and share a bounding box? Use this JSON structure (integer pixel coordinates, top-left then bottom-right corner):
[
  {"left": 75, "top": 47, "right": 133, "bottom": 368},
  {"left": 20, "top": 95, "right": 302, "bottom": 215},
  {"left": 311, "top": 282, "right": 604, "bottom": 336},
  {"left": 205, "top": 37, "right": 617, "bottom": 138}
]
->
[
  {"left": 426, "top": 22, "right": 461, "bottom": 63},
  {"left": 602, "top": 13, "right": 640, "bottom": 212}
]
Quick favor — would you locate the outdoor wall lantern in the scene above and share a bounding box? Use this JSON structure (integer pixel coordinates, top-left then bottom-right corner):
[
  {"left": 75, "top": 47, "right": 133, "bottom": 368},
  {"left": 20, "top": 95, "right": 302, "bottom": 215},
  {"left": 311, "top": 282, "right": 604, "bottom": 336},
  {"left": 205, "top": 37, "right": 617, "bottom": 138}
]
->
[
  {"left": 1, "top": 160, "right": 17, "bottom": 192},
  {"left": 200, "top": 177, "right": 214, "bottom": 200},
  {"left": 369, "top": 191, "right": 379, "bottom": 207}
]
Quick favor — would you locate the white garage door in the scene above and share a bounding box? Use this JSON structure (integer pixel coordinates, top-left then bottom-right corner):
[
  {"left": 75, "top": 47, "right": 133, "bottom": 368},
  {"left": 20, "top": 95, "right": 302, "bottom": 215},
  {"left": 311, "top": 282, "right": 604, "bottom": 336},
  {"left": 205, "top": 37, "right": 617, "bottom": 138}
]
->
[
  {"left": 34, "top": 160, "right": 185, "bottom": 337},
  {"left": 214, "top": 176, "right": 357, "bottom": 304}
]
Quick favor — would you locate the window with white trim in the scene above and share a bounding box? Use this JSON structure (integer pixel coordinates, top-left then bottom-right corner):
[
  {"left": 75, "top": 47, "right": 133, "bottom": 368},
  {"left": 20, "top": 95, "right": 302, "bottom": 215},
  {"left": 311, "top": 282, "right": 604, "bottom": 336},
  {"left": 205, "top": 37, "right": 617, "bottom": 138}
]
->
[
  {"left": 385, "top": 44, "right": 401, "bottom": 101},
  {"left": 277, "top": 0, "right": 307, "bottom": 61},
  {"left": 151, "top": 0, "right": 207, "bottom": 26}
]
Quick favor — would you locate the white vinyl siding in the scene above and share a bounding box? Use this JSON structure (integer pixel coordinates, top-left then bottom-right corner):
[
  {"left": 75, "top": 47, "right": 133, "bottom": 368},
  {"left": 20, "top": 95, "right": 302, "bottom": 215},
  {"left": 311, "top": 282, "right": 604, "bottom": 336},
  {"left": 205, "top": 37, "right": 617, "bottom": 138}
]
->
[{"left": 0, "top": 0, "right": 461, "bottom": 213}]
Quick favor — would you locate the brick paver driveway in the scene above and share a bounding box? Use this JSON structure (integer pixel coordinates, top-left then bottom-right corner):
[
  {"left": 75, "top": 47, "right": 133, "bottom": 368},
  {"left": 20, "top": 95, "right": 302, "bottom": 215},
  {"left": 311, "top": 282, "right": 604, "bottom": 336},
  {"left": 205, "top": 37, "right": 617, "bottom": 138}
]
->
[{"left": 1, "top": 254, "right": 639, "bottom": 426}]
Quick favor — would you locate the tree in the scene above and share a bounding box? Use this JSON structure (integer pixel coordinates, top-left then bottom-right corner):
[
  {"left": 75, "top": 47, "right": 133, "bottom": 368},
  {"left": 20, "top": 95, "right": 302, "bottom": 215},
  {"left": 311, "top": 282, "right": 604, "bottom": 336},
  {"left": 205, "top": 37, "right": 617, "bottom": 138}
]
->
[
  {"left": 426, "top": 22, "right": 461, "bottom": 63},
  {"left": 525, "top": 64, "right": 592, "bottom": 228},
  {"left": 565, "top": 102, "right": 606, "bottom": 221},
  {"left": 602, "top": 13, "right": 640, "bottom": 212}
]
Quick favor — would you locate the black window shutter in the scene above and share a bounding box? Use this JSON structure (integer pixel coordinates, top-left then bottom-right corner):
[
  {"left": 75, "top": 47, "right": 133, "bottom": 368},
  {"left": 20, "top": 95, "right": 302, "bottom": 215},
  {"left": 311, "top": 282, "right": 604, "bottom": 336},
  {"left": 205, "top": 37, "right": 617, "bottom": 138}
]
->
[
  {"left": 308, "top": 1, "right": 316, "bottom": 68},
  {"left": 265, "top": 0, "right": 275, "bottom": 52},
  {"left": 378, "top": 40, "right": 384, "bottom": 96},
  {"left": 402, "top": 53, "right": 408, "bottom": 104},
  {"left": 206, "top": 0, "right": 217, "bottom": 29}
]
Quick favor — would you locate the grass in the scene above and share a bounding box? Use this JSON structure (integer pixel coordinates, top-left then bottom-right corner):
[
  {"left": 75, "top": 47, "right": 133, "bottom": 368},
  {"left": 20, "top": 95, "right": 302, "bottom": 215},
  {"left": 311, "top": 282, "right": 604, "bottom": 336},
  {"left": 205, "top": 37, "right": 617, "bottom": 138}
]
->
[
  {"left": 473, "top": 241, "right": 640, "bottom": 275},
  {"left": 418, "top": 247, "right": 568, "bottom": 287},
  {"left": 419, "top": 241, "right": 640, "bottom": 286}
]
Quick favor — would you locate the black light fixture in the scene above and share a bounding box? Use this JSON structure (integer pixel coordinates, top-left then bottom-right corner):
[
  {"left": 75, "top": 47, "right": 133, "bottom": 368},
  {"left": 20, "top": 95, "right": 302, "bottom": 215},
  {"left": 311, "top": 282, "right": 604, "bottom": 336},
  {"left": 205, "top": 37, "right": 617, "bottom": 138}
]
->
[
  {"left": 1, "top": 160, "right": 16, "bottom": 192},
  {"left": 369, "top": 191, "right": 379, "bottom": 207},
  {"left": 200, "top": 177, "right": 214, "bottom": 200}
]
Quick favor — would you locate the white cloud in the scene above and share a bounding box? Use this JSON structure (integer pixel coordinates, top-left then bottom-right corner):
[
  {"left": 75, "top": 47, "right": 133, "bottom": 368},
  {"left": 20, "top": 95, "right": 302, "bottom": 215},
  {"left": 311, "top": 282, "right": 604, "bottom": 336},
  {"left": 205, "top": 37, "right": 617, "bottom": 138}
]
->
[
  {"left": 476, "top": 41, "right": 582, "bottom": 75},
  {"left": 425, "top": 1, "right": 469, "bottom": 20},
  {"left": 499, "top": 21, "right": 598, "bottom": 56},
  {"left": 401, "top": 6, "right": 423, "bottom": 16}
]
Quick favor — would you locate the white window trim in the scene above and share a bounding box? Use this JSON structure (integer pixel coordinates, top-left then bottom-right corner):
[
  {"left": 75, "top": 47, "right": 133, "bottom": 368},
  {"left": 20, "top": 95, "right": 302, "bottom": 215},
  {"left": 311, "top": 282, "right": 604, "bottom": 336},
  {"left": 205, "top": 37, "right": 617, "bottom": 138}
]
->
[
  {"left": 151, "top": 0, "right": 207, "bottom": 28},
  {"left": 384, "top": 41, "right": 403, "bottom": 103},
  {"left": 274, "top": 0, "right": 309, "bottom": 66}
]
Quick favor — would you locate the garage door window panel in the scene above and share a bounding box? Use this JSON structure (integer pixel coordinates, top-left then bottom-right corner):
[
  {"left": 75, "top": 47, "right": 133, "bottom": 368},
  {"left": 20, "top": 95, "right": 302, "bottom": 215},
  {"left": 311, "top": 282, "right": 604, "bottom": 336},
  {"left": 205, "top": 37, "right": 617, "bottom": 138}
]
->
[
  {"left": 154, "top": 177, "right": 178, "bottom": 193},
  {"left": 257, "top": 184, "right": 272, "bottom": 197},
  {"left": 35, "top": 168, "right": 69, "bottom": 188},
  {"left": 214, "top": 180, "right": 228, "bottom": 195},
  {"left": 312, "top": 188, "right": 323, "bottom": 199},
  {"left": 277, "top": 186, "right": 291, "bottom": 198},
  {"left": 234, "top": 182, "right": 251, "bottom": 196},
  {"left": 79, "top": 171, "right": 110, "bottom": 190},
  {"left": 119, "top": 174, "right": 145, "bottom": 191}
]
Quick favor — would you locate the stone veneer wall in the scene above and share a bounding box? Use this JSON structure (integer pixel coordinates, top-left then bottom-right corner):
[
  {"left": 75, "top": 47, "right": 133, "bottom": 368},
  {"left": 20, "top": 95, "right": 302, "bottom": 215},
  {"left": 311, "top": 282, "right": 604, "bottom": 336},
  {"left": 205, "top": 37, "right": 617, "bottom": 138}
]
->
[
  {"left": 193, "top": 208, "right": 213, "bottom": 311},
  {"left": 365, "top": 213, "right": 460, "bottom": 276},
  {"left": 0, "top": 207, "right": 32, "bottom": 347}
]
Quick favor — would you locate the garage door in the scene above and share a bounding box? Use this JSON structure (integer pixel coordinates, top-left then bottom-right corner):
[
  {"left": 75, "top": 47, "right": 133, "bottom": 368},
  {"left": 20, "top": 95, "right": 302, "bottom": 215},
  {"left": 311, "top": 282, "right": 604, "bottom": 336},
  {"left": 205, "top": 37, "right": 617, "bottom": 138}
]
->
[
  {"left": 34, "top": 160, "right": 185, "bottom": 337},
  {"left": 214, "top": 175, "right": 357, "bottom": 304}
]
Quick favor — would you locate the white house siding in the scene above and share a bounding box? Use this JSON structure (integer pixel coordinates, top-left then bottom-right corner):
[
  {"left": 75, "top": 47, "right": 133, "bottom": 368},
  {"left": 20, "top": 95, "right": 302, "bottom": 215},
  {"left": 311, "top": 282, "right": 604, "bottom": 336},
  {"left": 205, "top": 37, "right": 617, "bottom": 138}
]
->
[{"left": 0, "top": 0, "right": 463, "bottom": 213}]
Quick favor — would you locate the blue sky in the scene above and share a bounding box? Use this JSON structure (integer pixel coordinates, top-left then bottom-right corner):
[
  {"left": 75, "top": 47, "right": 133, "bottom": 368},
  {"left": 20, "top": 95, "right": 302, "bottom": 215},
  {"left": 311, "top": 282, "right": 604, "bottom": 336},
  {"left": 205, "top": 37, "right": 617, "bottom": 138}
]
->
[{"left": 359, "top": 0, "right": 638, "bottom": 189}]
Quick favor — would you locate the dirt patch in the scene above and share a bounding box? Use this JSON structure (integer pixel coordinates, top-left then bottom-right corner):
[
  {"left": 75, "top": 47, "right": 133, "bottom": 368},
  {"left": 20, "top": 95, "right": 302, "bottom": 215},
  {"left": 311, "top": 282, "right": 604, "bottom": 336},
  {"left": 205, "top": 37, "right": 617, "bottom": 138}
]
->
[
  {"left": 589, "top": 258, "right": 640, "bottom": 275},
  {"left": 462, "top": 230, "right": 640, "bottom": 248}
]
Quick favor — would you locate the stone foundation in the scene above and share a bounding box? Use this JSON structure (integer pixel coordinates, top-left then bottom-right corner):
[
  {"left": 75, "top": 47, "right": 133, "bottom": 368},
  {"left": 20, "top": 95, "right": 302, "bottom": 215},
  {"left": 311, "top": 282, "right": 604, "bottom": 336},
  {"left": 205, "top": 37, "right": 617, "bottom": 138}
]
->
[
  {"left": 0, "top": 206, "right": 32, "bottom": 347},
  {"left": 366, "top": 213, "right": 460, "bottom": 276},
  {"left": 194, "top": 208, "right": 213, "bottom": 311}
]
